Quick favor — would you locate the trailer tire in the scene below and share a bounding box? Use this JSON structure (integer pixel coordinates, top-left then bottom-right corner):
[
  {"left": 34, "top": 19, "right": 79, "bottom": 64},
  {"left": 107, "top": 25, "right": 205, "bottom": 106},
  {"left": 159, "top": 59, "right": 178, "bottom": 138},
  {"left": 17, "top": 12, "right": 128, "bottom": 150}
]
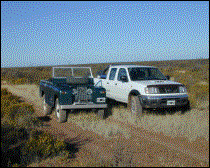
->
[
  {"left": 54, "top": 98, "right": 67, "bottom": 123},
  {"left": 42, "top": 94, "right": 52, "bottom": 116}
]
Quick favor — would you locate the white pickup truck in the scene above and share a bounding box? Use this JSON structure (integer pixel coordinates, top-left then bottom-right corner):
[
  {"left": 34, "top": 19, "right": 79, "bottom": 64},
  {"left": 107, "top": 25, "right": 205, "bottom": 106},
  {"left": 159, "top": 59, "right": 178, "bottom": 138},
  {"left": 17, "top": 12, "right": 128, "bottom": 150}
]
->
[{"left": 94, "top": 64, "right": 190, "bottom": 116}]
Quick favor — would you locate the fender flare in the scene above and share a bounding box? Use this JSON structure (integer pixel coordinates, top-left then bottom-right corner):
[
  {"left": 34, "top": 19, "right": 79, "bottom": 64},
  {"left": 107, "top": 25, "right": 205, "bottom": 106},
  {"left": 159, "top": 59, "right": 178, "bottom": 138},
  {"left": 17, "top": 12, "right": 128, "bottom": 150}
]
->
[
  {"left": 129, "top": 89, "right": 140, "bottom": 96},
  {"left": 128, "top": 90, "right": 143, "bottom": 104}
]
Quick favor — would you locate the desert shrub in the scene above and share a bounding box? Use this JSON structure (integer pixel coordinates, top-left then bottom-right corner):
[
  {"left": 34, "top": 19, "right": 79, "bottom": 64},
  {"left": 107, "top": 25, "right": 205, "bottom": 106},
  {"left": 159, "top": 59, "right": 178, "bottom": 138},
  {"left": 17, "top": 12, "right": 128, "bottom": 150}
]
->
[
  {"left": 1, "top": 125, "right": 29, "bottom": 150},
  {"left": 190, "top": 82, "right": 209, "bottom": 101},
  {"left": 1, "top": 89, "right": 21, "bottom": 118},
  {"left": 4, "top": 103, "right": 35, "bottom": 128},
  {"left": 188, "top": 93, "right": 197, "bottom": 108},
  {"left": 170, "top": 66, "right": 209, "bottom": 109},
  {"left": 191, "top": 66, "right": 201, "bottom": 72},
  {"left": 1, "top": 89, "right": 20, "bottom": 102},
  {"left": 161, "top": 67, "right": 174, "bottom": 77},
  {"left": 1, "top": 124, "right": 29, "bottom": 167},
  {"left": 172, "top": 71, "right": 196, "bottom": 92},
  {"left": 14, "top": 77, "right": 29, "bottom": 85},
  {"left": 7, "top": 103, "right": 34, "bottom": 119},
  {"left": 21, "top": 130, "right": 67, "bottom": 165},
  {"left": 1, "top": 89, "right": 69, "bottom": 167},
  {"left": 1, "top": 88, "right": 10, "bottom": 96}
]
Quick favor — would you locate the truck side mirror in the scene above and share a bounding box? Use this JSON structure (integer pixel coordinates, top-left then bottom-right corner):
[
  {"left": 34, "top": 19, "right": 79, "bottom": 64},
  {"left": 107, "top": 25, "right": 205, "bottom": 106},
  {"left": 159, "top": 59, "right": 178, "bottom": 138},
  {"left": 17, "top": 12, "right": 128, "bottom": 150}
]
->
[
  {"left": 166, "top": 75, "right": 170, "bottom": 80},
  {"left": 100, "top": 74, "right": 107, "bottom": 79},
  {"left": 120, "top": 75, "right": 128, "bottom": 82}
]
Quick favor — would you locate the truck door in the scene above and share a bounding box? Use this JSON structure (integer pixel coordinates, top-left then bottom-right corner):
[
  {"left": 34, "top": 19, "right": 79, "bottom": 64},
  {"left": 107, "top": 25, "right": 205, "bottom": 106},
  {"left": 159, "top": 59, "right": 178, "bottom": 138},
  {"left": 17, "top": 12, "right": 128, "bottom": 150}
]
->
[
  {"left": 106, "top": 68, "right": 118, "bottom": 99},
  {"left": 114, "top": 68, "right": 130, "bottom": 103}
]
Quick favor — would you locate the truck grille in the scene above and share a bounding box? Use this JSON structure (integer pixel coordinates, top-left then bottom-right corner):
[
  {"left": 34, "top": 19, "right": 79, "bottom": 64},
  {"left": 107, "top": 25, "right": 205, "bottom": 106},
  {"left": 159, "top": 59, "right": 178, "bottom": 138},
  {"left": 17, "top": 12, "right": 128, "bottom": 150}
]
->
[
  {"left": 75, "top": 87, "right": 92, "bottom": 103},
  {"left": 158, "top": 85, "right": 180, "bottom": 94},
  {"left": 148, "top": 84, "right": 181, "bottom": 94}
]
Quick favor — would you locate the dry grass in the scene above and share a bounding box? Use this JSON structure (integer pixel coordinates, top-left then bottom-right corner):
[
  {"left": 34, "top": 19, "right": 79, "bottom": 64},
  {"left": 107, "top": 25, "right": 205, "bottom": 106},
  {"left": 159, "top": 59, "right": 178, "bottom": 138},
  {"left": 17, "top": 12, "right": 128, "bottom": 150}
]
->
[
  {"left": 157, "top": 156, "right": 184, "bottom": 167},
  {"left": 112, "top": 104, "right": 209, "bottom": 142},
  {"left": 67, "top": 99, "right": 209, "bottom": 143},
  {"left": 67, "top": 110, "right": 131, "bottom": 139}
]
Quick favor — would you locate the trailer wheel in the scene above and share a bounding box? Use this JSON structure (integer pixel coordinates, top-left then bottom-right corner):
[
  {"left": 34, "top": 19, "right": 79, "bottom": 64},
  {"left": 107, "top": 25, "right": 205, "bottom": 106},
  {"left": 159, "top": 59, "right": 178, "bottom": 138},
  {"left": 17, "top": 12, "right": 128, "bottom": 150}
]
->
[
  {"left": 42, "top": 94, "right": 52, "bottom": 116},
  {"left": 54, "top": 98, "right": 67, "bottom": 123}
]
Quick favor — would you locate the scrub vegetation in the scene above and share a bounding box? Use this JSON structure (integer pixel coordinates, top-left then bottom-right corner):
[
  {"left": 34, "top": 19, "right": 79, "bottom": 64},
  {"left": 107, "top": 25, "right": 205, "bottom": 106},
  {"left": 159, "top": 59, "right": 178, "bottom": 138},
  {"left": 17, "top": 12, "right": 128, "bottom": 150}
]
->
[
  {"left": 1, "top": 59, "right": 209, "bottom": 167},
  {"left": 1, "top": 58, "right": 209, "bottom": 109},
  {"left": 1, "top": 88, "right": 69, "bottom": 167}
]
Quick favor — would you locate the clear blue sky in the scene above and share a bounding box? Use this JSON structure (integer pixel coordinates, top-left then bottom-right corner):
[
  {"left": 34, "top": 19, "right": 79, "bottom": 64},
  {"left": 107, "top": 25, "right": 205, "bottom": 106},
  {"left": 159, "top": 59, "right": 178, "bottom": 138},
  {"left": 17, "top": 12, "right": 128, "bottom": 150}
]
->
[{"left": 1, "top": 1, "right": 209, "bottom": 68}]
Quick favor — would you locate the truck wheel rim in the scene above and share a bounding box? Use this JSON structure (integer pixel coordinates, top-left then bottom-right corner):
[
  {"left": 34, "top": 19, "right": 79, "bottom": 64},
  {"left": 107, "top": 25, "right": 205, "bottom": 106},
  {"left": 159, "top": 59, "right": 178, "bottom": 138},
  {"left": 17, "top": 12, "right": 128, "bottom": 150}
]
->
[
  {"left": 43, "top": 99, "right": 46, "bottom": 111},
  {"left": 56, "top": 102, "right": 60, "bottom": 118}
]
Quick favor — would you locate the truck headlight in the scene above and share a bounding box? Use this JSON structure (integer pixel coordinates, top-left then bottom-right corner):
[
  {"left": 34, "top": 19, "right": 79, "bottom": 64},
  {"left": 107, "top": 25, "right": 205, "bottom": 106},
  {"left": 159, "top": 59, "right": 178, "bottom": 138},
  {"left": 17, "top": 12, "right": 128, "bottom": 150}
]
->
[
  {"left": 145, "top": 87, "right": 160, "bottom": 94},
  {"left": 87, "top": 89, "right": 93, "bottom": 95},
  {"left": 179, "top": 86, "right": 187, "bottom": 93}
]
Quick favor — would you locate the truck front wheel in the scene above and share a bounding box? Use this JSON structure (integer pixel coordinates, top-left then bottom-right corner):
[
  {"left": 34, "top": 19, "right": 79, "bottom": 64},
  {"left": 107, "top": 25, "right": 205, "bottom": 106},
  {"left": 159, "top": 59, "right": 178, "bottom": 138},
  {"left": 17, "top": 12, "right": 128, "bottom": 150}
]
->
[
  {"left": 129, "top": 95, "right": 143, "bottom": 118},
  {"left": 43, "top": 94, "right": 52, "bottom": 116},
  {"left": 97, "top": 109, "right": 105, "bottom": 119},
  {"left": 54, "top": 98, "right": 67, "bottom": 123}
]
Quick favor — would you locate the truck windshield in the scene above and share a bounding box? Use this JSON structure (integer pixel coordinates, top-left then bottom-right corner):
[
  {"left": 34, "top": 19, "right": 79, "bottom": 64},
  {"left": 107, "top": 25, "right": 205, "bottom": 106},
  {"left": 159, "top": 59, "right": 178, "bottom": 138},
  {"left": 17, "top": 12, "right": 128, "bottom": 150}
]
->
[
  {"left": 128, "top": 67, "right": 167, "bottom": 81},
  {"left": 53, "top": 67, "right": 92, "bottom": 78}
]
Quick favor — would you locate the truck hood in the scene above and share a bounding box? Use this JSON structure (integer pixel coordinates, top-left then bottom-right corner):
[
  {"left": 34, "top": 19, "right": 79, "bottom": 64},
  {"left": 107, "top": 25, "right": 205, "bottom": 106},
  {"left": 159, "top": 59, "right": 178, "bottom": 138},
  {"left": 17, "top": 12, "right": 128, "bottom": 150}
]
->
[{"left": 131, "top": 80, "right": 182, "bottom": 87}]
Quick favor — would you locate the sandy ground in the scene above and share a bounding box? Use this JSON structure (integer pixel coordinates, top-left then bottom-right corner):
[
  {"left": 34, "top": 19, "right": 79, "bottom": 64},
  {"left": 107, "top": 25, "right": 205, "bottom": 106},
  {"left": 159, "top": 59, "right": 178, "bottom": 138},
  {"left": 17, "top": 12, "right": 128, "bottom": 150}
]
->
[{"left": 1, "top": 83, "right": 209, "bottom": 167}]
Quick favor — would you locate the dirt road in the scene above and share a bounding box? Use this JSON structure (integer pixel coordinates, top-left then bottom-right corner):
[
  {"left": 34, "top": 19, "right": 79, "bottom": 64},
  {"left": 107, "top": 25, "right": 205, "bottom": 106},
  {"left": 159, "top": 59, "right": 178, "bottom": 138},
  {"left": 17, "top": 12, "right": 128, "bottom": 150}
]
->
[{"left": 2, "top": 83, "right": 209, "bottom": 167}]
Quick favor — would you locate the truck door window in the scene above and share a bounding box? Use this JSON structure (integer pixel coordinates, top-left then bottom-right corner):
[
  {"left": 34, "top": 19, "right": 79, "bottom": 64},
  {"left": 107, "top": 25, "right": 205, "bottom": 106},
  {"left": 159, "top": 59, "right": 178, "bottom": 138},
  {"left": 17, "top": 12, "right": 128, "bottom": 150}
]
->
[
  {"left": 117, "top": 68, "right": 128, "bottom": 81},
  {"left": 109, "top": 68, "right": 117, "bottom": 80},
  {"left": 100, "top": 67, "right": 109, "bottom": 79}
]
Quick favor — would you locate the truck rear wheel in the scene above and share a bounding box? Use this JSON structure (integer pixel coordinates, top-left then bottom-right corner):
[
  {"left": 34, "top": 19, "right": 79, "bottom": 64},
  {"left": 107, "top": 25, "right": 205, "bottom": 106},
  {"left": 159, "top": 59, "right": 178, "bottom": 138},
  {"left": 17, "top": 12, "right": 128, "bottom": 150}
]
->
[
  {"left": 42, "top": 94, "right": 52, "bottom": 116},
  {"left": 54, "top": 98, "right": 67, "bottom": 123},
  {"left": 130, "top": 95, "right": 143, "bottom": 118}
]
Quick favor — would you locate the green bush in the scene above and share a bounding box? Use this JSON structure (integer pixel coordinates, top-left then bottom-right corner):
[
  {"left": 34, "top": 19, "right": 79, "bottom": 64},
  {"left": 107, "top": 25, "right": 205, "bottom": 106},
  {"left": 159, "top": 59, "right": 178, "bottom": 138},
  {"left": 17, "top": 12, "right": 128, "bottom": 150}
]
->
[
  {"left": 21, "top": 130, "right": 67, "bottom": 162},
  {"left": 187, "top": 82, "right": 209, "bottom": 108},
  {"left": 14, "top": 77, "right": 29, "bottom": 85},
  {"left": 1, "top": 89, "right": 69, "bottom": 167},
  {"left": 188, "top": 93, "right": 197, "bottom": 108},
  {"left": 190, "top": 82, "right": 209, "bottom": 100},
  {"left": 1, "top": 88, "right": 10, "bottom": 96},
  {"left": 1, "top": 88, "right": 21, "bottom": 118},
  {"left": 7, "top": 103, "right": 34, "bottom": 119},
  {"left": 4, "top": 103, "right": 35, "bottom": 128},
  {"left": 1, "top": 125, "right": 29, "bottom": 150}
]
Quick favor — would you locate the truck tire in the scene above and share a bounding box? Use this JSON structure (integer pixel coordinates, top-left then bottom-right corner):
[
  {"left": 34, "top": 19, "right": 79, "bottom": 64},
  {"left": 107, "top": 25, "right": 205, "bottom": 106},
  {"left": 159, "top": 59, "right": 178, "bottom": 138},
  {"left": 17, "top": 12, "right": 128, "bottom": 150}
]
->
[
  {"left": 97, "top": 109, "right": 105, "bottom": 119},
  {"left": 54, "top": 98, "right": 67, "bottom": 123},
  {"left": 180, "top": 101, "right": 191, "bottom": 114},
  {"left": 130, "top": 95, "right": 143, "bottom": 118},
  {"left": 42, "top": 94, "right": 52, "bottom": 116}
]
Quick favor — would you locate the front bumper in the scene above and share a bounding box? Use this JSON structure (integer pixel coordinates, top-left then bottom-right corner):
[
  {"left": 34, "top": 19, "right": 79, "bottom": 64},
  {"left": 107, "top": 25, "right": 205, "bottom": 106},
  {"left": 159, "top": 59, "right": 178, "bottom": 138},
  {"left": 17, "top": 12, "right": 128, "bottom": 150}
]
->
[
  {"left": 60, "top": 103, "right": 107, "bottom": 109},
  {"left": 140, "top": 94, "right": 189, "bottom": 108}
]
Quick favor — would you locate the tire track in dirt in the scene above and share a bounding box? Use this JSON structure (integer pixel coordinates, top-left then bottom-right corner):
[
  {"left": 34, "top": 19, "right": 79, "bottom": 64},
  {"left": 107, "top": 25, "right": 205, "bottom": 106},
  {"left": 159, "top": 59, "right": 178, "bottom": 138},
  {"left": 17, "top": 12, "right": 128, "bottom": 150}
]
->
[
  {"left": 105, "top": 115, "right": 209, "bottom": 163},
  {"left": 2, "top": 83, "right": 209, "bottom": 167}
]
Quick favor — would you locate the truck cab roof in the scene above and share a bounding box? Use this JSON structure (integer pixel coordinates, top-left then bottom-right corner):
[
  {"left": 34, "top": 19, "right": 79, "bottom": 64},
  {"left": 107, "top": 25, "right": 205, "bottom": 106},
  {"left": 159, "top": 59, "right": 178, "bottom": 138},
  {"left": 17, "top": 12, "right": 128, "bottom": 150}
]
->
[{"left": 110, "top": 64, "right": 154, "bottom": 68}]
